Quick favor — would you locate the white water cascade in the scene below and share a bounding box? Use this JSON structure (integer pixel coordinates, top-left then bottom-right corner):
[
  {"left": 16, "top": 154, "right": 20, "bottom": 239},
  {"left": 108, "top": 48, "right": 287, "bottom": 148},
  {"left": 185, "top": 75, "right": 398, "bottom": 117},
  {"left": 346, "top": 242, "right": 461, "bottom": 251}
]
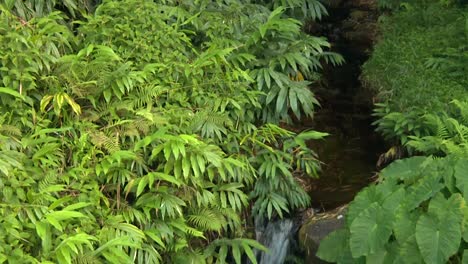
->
[{"left": 255, "top": 218, "right": 295, "bottom": 264}]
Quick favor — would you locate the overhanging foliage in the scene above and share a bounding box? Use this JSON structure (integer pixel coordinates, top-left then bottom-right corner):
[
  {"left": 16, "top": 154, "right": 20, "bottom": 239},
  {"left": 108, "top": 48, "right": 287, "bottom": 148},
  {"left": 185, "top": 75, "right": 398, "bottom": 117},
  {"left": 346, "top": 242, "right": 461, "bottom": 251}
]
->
[{"left": 0, "top": 0, "right": 340, "bottom": 263}]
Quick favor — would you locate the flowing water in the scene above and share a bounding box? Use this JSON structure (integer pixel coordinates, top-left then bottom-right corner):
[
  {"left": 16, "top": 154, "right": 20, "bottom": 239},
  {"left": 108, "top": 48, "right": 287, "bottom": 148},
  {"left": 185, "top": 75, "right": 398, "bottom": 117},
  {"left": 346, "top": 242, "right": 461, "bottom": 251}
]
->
[
  {"left": 254, "top": 218, "right": 296, "bottom": 264},
  {"left": 254, "top": 218, "right": 302, "bottom": 264}
]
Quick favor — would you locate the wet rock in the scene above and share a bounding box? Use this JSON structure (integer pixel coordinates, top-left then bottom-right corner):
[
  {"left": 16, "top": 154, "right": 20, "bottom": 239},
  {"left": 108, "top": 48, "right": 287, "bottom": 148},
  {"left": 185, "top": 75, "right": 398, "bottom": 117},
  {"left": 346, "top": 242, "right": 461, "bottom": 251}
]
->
[{"left": 298, "top": 205, "right": 347, "bottom": 263}]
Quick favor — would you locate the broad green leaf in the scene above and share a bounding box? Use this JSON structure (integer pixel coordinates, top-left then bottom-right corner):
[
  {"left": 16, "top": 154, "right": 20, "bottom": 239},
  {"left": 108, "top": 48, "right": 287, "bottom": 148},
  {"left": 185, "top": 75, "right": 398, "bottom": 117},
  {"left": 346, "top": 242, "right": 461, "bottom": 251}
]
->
[
  {"left": 455, "top": 159, "right": 468, "bottom": 202},
  {"left": 463, "top": 207, "right": 468, "bottom": 242},
  {"left": 405, "top": 173, "right": 444, "bottom": 210},
  {"left": 428, "top": 193, "right": 464, "bottom": 220},
  {"left": 395, "top": 235, "right": 424, "bottom": 264},
  {"left": 48, "top": 211, "right": 86, "bottom": 221},
  {"left": 350, "top": 203, "right": 393, "bottom": 258},
  {"left": 346, "top": 187, "right": 381, "bottom": 225},
  {"left": 42, "top": 184, "right": 66, "bottom": 194},
  {"left": 56, "top": 247, "right": 72, "bottom": 264},
  {"left": 380, "top": 156, "right": 428, "bottom": 182},
  {"left": 382, "top": 187, "right": 406, "bottom": 214},
  {"left": 366, "top": 242, "right": 398, "bottom": 264},
  {"left": 415, "top": 212, "right": 461, "bottom": 264},
  {"left": 317, "top": 228, "right": 350, "bottom": 262},
  {"left": 393, "top": 207, "right": 419, "bottom": 244},
  {"left": 463, "top": 250, "right": 468, "bottom": 264}
]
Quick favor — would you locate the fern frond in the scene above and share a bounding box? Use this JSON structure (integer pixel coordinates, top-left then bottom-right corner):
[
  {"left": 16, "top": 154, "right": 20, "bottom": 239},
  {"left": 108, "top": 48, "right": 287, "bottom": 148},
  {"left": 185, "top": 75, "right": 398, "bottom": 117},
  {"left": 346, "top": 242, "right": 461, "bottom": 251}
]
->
[
  {"left": 74, "top": 254, "right": 103, "bottom": 264},
  {"left": 89, "top": 130, "right": 120, "bottom": 153},
  {"left": 190, "top": 110, "right": 233, "bottom": 140},
  {"left": 187, "top": 208, "right": 225, "bottom": 232},
  {"left": 451, "top": 99, "right": 468, "bottom": 124},
  {"left": 0, "top": 124, "right": 22, "bottom": 138},
  {"left": 131, "top": 85, "right": 170, "bottom": 108}
]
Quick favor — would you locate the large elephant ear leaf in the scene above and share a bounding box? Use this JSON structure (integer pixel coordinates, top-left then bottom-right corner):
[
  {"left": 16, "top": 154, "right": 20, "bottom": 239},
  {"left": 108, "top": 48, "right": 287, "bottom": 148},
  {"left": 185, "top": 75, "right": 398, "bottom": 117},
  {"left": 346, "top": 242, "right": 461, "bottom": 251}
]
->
[
  {"left": 463, "top": 250, "right": 468, "bottom": 264},
  {"left": 381, "top": 187, "right": 406, "bottom": 214},
  {"left": 464, "top": 207, "right": 468, "bottom": 242},
  {"left": 393, "top": 206, "right": 419, "bottom": 244},
  {"left": 316, "top": 229, "right": 351, "bottom": 263},
  {"left": 349, "top": 203, "right": 393, "bottom": 258},
  {"left": 454, "top": 159, "right": 468, "bottom": 202},
  {"left": 365, "top": 241, "right": 399, "bottom": 264},
  {"left": 405, "top": 173, "right": 444, "bottom": 210},
  {"left": 428, "top": 193, "right": 465, "bottom": 220},
  {"left": 415, "top": 200, "right": 462, "bottom": 264},
  {"left": 346, "top": 187, "right": 380, "bottom": 226},
  {"left": 394, "top": 234, "right": 424, "bottom": 264},
  {"left": 317, "top": 229, "right": 366, "bottom": 264},
  {"left": 380, "top": 156, "right": 428, "bottom": 182}
]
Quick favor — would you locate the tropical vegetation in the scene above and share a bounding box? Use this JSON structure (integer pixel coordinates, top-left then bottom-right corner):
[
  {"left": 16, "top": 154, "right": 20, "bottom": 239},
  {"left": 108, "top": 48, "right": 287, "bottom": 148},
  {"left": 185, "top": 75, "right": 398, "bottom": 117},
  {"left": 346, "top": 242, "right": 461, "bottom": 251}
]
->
[
  {"left": 318, "top": 0, "right": 468, "bottom": 263},
  {"left": 0, "top": 0, "right": 344, "bottom": 263}
]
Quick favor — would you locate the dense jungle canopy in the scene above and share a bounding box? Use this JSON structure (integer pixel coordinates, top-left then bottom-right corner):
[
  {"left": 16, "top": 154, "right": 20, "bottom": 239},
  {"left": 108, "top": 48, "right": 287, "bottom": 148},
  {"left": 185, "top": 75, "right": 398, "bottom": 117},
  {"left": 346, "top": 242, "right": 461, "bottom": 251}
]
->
[{"left": 1, "top": 0, "right": 468, "bottom": 263}]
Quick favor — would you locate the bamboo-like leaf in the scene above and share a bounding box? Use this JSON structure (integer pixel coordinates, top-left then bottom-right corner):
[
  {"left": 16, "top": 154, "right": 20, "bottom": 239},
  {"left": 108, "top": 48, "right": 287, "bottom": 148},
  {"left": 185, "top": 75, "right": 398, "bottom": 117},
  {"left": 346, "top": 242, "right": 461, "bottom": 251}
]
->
[
  {"left": 40, "top": 95, "right": 54, "bottom": 112},
  {"left": 0, "top": 87, "right": 23, "bottom": 99}
]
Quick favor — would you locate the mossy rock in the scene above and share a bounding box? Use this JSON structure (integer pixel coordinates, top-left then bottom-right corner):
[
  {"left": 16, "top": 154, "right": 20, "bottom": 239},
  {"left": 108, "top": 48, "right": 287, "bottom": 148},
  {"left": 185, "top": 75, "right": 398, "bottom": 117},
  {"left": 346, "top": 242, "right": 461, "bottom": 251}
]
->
[{"left": 299, "top": 205, "right": 348, "bottom": 263}]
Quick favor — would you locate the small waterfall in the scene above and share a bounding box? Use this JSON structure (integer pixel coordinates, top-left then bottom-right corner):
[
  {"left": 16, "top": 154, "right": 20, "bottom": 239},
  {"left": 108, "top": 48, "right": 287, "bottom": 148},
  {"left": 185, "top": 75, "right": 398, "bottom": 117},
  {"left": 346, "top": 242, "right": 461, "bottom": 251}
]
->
[{"left": 255, "top": 218, "right": 295, "bottom": 264}]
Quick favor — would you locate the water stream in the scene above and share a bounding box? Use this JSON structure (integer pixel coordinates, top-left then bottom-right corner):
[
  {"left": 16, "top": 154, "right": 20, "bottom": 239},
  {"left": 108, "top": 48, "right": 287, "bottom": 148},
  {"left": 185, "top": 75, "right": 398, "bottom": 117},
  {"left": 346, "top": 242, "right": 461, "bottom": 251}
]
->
[
  {"left": 255, "top": 219, "right": 295, "bottom": 264},
  {"left": 252, "top": 1, "right": 381, "bottom": 263}
]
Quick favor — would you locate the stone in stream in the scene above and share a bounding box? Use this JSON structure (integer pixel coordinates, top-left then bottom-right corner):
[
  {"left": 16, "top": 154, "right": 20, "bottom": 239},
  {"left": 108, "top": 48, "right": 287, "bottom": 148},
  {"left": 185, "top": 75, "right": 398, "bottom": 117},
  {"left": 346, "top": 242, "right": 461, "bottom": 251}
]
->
[{"left": 298, "top": 205, "right": 348, "bottom": 263}]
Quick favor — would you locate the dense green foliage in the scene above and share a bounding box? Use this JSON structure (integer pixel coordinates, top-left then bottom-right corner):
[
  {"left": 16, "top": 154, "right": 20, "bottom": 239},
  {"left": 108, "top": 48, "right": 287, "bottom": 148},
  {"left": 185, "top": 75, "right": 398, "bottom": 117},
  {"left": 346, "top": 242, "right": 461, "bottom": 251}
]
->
[
  {"left": 0, "top": 0, "right": 342, "bottom": 263},
  {"left": 318, "top": 0, "right": 468, "bottom": 263},
  {"left": 317, "top": 155, "right": 468, "bottom": 263},
  {"left": 363, "top": 0, "right": 467, "bottom": 146}
]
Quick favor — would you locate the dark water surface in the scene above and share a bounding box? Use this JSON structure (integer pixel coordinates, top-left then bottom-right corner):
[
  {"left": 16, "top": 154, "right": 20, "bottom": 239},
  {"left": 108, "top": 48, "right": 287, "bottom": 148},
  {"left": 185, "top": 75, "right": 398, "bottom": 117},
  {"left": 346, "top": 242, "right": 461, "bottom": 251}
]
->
[
  {"left": 306, "top": 98, "right": 384, "bottom": 210},
  {"left": 301, "top": 0, "right": 383, "bottom": 210}
]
